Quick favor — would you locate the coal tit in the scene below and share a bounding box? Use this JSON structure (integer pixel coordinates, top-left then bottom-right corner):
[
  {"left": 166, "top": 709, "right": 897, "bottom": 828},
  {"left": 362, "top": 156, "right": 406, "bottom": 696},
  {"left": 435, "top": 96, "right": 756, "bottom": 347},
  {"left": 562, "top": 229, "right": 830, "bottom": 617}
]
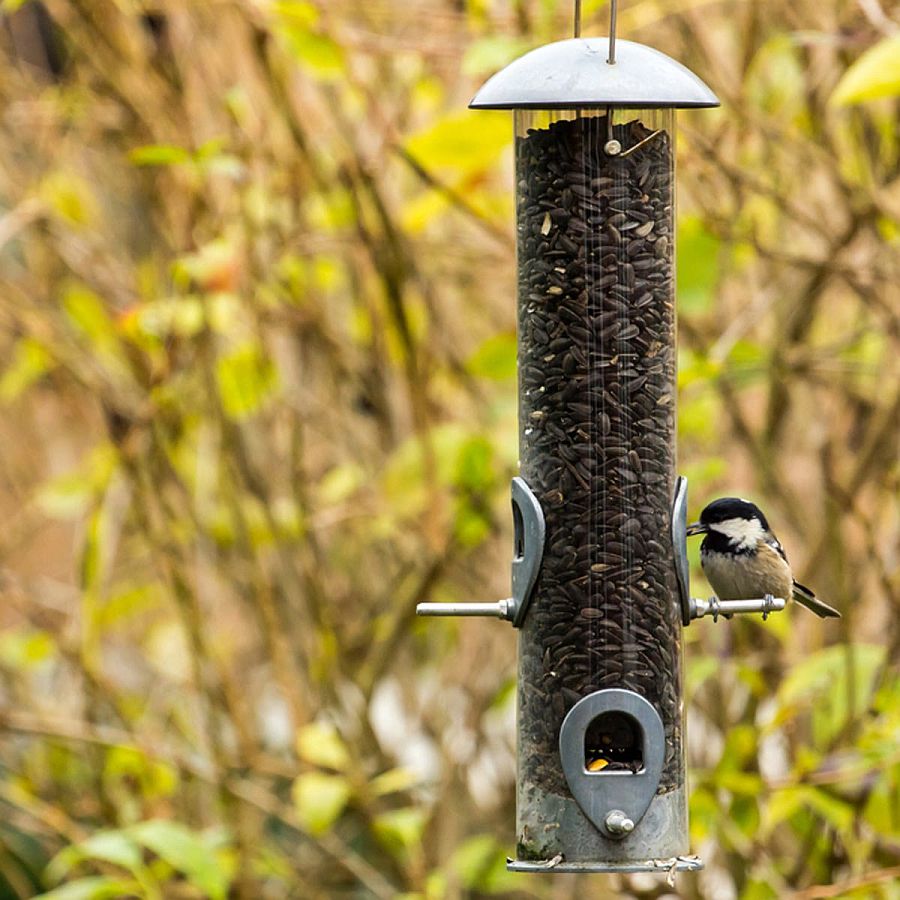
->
[{"left": 686, "top": 497, "right": 841, "bottom": 619}]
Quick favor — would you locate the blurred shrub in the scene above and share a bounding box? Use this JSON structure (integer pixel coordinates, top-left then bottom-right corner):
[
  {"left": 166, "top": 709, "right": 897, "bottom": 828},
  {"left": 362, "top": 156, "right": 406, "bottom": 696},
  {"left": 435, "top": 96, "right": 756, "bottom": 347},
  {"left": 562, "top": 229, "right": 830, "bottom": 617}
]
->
[{"left": 0, "top": 1, "right": 896, "bottom": 898}]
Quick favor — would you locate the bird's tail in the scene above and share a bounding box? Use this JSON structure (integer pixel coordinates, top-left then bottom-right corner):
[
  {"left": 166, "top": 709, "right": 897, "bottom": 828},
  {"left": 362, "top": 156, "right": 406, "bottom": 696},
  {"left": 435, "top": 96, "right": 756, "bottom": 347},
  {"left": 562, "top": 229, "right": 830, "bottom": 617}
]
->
[{"left": 792, "top": 582, "right": 841, "bottom": 618}]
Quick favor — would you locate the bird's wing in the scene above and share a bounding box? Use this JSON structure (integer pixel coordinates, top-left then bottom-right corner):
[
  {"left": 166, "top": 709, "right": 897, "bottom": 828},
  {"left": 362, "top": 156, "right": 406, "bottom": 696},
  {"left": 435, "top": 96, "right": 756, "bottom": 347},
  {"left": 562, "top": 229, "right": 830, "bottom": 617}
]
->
[{"left": 763, "top": 530, "right": 789, "bottom": 563}]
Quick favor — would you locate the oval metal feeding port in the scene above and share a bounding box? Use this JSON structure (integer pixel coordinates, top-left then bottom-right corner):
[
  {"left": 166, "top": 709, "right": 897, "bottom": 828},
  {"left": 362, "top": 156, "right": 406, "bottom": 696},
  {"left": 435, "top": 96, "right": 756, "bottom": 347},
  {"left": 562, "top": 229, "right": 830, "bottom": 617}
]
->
[
  {"left": 560, "top": 691, "right": 663, "bottom": 839},
  {"left": 416, "top": 0, "right": 788, "bottom": 878}
]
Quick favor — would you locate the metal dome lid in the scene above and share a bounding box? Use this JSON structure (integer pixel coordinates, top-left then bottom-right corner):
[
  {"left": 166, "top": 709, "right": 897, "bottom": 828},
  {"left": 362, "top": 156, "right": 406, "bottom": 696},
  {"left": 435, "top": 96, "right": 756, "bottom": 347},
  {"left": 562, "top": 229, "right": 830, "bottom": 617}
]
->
[{"left": 470, "top": 38, "right": 719, "bottom": 110}]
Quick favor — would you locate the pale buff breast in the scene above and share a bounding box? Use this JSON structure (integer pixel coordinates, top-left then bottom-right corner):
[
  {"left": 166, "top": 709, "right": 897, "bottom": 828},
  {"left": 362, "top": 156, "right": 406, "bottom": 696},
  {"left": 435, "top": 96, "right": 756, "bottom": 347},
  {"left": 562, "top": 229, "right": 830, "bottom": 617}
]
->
[{"left": 701, "top": 542, "right": 793, "bottom": 600}]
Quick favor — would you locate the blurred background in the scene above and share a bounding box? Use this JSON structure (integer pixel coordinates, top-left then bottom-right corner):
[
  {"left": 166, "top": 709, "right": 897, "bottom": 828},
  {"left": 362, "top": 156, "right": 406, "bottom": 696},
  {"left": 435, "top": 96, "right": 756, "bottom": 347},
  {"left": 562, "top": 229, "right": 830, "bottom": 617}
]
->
[{"left": 0, "top": 0, "right": 897, "bottom": 897}]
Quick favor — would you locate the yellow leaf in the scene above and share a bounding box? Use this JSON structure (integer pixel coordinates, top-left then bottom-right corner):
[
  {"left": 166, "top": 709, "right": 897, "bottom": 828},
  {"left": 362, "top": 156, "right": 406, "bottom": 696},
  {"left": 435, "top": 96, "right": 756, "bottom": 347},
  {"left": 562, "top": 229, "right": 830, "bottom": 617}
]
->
[
  {"left": 831, "top": 35, "right": 900, "bottom": 105},
  {"left": 292, "top": 773, "right": 351, "bottom": 835},
  {"left": 372, "top": 808, "right": 426, "bottom": 860},
  {"left": 40, "top": 172, "right": 97, "bottom": 227},
  {"left": 369, "top": 768, "right": 418, "bottom": 797},
  {"left": 296, "top": 722, "right": 351, "bottom": 771},
  {"left": 405, "top": 110, "right": 510, "bottom": 176},
  {"left": 215, "top": 343, "right": 279, "bottom": 419},
  {"left": 0, "top": 338, "right": 52, "bottom": 402}
]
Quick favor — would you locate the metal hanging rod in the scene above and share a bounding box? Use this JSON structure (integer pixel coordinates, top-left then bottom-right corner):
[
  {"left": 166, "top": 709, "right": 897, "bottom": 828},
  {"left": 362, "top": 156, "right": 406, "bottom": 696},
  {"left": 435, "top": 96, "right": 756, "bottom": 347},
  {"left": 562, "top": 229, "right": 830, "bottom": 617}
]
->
[
  {"left": 607, "top": 0, "right": 618, "bottom": 64},
  {"left": 575, "top": 0, "right": 617, "bottom": 62}
]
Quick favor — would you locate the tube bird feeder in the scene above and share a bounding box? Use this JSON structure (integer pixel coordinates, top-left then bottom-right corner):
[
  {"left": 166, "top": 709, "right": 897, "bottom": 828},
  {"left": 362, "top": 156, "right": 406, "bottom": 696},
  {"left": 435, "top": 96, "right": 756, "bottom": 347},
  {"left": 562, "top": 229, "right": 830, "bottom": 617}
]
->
[{"left": 419, "top": 6, "right": 786, "bottom": 875}]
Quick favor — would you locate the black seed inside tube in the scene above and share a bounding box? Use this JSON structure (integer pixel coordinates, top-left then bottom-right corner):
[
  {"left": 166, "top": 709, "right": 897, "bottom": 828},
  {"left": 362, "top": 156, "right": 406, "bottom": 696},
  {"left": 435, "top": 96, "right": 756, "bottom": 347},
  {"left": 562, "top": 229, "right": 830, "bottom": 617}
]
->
[{"left": 516, "top": 115, "right": 682, "bottom": 799}]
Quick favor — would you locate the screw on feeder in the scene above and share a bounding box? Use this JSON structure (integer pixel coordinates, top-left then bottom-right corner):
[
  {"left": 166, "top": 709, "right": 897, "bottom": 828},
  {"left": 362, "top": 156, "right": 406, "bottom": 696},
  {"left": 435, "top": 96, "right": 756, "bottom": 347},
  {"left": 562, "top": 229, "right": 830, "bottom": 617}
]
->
[
  {"left": 605, "top": 811, "right": 635, "bottom": 836},
  {"left": 604, "top": 109, "right": 622, "bottom": 155}
]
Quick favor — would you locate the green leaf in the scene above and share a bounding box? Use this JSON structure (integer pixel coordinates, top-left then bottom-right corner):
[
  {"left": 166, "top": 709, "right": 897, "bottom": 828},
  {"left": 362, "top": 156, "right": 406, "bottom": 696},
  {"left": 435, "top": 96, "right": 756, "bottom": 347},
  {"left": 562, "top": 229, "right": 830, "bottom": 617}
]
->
[
  {"left": 47, "top": 832, "right": 142, "bottom": 883},
  {"left": 745, "top": 34, "right": 805, "bottom": 116},
  {"left": 715, "top": 724, "right": 758, "bottom": 772},
  {"left": 802, "top": 786, "right": 855, "bottom": 832},
  {"left": 128, "top": 144, "right": 192, "bottom": 167},
  {"left": 134, "top": 296, "right": 205, "bottom": 339},
  {"left": 773, "top": 644, "right": 886, "bottom": 741},
  {"left": 36, "top": 444, "right": 118, "bottom": 519},
  {"left": 831, "top": 35, "right": 900, "bottom": 105},
  {"left": 466, "top": 333, "right": 517, "bottom": 380},
  {"left": 452, "top": 499, "right": 491, "bottom": 547},
  {"left": 461, "top": 36, "right": 532, "bottom": 76},
  {"left": 685, "top": 655, "right": 719, "bottom": 701},
  {"left": 296, "top": 722, "right": 351, "bottom": 771},
  {"left": 453, "top": 436, "right": 494, "bottom": 492},
  {"left": 316, "top": 463, "right": 365, "bottom": 506},
  {"left": 277, "top": 25, "right": 345, "bottom": 80},
  {"left": 99, "top": 583, "right": 161, "bottom": 627},
  {"left": 716, "top": 771, "right": 763, "bottom": 796},
  {"left": 726, "top": 339, "right": 768, "bottom": 378},
  {"left": 35, "top": 877, "right": 138, "bottom": 900},
  {"left": 731, "top": 795, "right": 761, "bottom": 835},
  {"left": 677, "top": 349, "right": 721, "bottom": 389},
  {"left": 764, "top": 785, "right": 855, "bottom": 835},
  {"left": 449, "top": 834, "right": 519, "bottom": 893},
  {"left": 762, "top": 786, "right": 808, "bottom": 836},
  {"left": 0, "top": 338, "right": 52, "bottom": 402},
  {"left": 369, "top": 767, "right": 418, "bottom": 797},
  {"left": 372, "top": 808, "right": 427, "bottom": 860},
  {"left": 128, "top": 820, "right": 229, "bottom": 900},
  {"left": 0, "top": 627, "right": 56, "bottom": 670},
  {"left": 863, "top": 771, "right": 900, "bottom": 837},
  {"left": 405, "top": 110, "right": 511, "bottom": 177},
  {"left": 677, "top": 217, "right": 719, "bottom": 314},
  {"left": 103, "top": 746, "right": 179, "bottom": 803},
  {"left": 40, "top": 172, "right": 96, "bottom": 227},
  {"left": 215, "top": 343, "right": 279, "bottom": 419},
  {"left": 689, "top": 786, "right": 719, "bottom": 841},
  {"left": 63, "top": 285, "right": 118, "bottom": 347},
  {"left": 292, "top": 773, "right": 351, "bottom": 835},
  {"left": 740, "top": 880, "right": 780, "bottom": 900},
  {"left": 451, "top": 834, "right": 496, "bottom": 888},
  {"left": 272, "top": 2, "right": 345, "bottom": 81}
]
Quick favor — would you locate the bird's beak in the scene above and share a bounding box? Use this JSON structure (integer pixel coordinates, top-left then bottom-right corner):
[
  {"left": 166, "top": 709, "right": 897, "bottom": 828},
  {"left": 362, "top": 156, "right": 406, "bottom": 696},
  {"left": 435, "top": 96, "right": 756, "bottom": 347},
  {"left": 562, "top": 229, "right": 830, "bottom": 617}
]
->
[{"left": 686, "top": 522, "right": 707, "bottom": 537}]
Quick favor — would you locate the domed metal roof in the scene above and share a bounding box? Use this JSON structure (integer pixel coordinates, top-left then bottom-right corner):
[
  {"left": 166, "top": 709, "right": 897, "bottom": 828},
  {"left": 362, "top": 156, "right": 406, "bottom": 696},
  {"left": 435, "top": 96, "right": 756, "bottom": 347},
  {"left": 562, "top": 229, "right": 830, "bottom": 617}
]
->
[{"left": 470, "top": 38, "right": 719, "bottom": 110}]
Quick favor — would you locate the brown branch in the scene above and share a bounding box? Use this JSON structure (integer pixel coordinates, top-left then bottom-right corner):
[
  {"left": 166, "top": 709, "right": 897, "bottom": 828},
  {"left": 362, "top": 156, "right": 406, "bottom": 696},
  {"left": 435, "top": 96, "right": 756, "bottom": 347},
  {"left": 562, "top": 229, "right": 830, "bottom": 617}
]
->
[{"left": 789, "top": 865, "right": 900, "bottom": 899}]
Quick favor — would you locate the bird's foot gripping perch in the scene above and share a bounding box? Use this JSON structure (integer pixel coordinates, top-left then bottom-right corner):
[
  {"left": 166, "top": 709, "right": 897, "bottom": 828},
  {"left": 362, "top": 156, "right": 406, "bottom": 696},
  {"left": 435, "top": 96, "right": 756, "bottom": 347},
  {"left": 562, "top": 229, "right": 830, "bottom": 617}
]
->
[{"left": 689, "top": 593, "right": 785, "bottom": 622}]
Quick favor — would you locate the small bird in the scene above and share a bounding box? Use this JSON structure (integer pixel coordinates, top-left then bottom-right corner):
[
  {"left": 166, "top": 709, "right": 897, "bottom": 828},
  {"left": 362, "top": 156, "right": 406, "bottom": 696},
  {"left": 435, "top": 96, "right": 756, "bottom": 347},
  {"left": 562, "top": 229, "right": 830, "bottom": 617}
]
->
[{"left": 686, "top": 497, "right": 840, "bottom": 619}]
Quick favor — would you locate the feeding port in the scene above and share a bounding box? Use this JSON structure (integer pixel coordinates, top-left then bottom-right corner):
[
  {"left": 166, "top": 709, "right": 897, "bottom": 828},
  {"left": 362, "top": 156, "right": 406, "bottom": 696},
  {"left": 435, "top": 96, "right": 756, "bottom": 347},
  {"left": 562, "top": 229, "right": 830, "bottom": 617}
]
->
[{"left": 584, "top": 711, "right": 643, "bottom": 773}]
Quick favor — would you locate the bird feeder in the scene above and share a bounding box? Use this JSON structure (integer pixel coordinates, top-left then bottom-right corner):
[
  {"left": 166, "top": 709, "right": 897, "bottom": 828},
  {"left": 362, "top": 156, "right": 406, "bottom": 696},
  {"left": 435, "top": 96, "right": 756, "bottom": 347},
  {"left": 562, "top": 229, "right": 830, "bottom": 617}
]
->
[{"left": 418, "top": 4, "right": 785, "bottom": 875}]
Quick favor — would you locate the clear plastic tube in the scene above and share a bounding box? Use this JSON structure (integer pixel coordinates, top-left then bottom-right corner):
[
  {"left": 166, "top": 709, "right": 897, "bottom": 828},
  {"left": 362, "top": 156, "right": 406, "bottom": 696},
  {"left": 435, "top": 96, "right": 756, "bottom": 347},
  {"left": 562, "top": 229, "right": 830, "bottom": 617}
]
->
[{"left": 513, "top": 108, "right": 684, "bottom": 861}]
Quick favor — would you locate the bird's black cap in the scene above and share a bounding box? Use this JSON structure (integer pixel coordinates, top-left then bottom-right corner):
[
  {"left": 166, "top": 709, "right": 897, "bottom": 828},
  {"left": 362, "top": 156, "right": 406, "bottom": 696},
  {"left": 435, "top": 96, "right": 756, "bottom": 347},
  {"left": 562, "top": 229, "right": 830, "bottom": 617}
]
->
[{"left": 698, "top": 497, "right": 770, "bottom": 529}]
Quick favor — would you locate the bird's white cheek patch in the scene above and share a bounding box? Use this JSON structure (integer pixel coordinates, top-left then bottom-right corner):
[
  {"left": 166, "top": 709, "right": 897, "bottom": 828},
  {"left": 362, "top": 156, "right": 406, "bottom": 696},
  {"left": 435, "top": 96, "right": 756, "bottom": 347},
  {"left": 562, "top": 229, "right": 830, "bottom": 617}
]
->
[{"left": 710, "top": 517, "right": 764, "bottom": 551}]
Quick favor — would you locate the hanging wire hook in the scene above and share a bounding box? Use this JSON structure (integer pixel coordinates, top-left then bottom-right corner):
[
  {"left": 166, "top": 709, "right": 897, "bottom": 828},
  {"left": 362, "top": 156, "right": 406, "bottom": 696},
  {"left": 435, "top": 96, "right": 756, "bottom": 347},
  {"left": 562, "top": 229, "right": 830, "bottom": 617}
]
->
[{"left": 607, "top": 0, "right": 618, "bottom": 64}]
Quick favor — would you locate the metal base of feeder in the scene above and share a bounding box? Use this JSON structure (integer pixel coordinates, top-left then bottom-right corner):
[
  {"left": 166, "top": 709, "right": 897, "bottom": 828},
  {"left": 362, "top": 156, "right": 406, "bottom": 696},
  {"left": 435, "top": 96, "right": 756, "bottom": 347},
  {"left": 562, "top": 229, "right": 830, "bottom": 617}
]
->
[
  {"left": 518, "top": 781, "right": 690, "bottom": 863},
  {"left": 506, "top": 856, "right": 703, "bottom": 874}
]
